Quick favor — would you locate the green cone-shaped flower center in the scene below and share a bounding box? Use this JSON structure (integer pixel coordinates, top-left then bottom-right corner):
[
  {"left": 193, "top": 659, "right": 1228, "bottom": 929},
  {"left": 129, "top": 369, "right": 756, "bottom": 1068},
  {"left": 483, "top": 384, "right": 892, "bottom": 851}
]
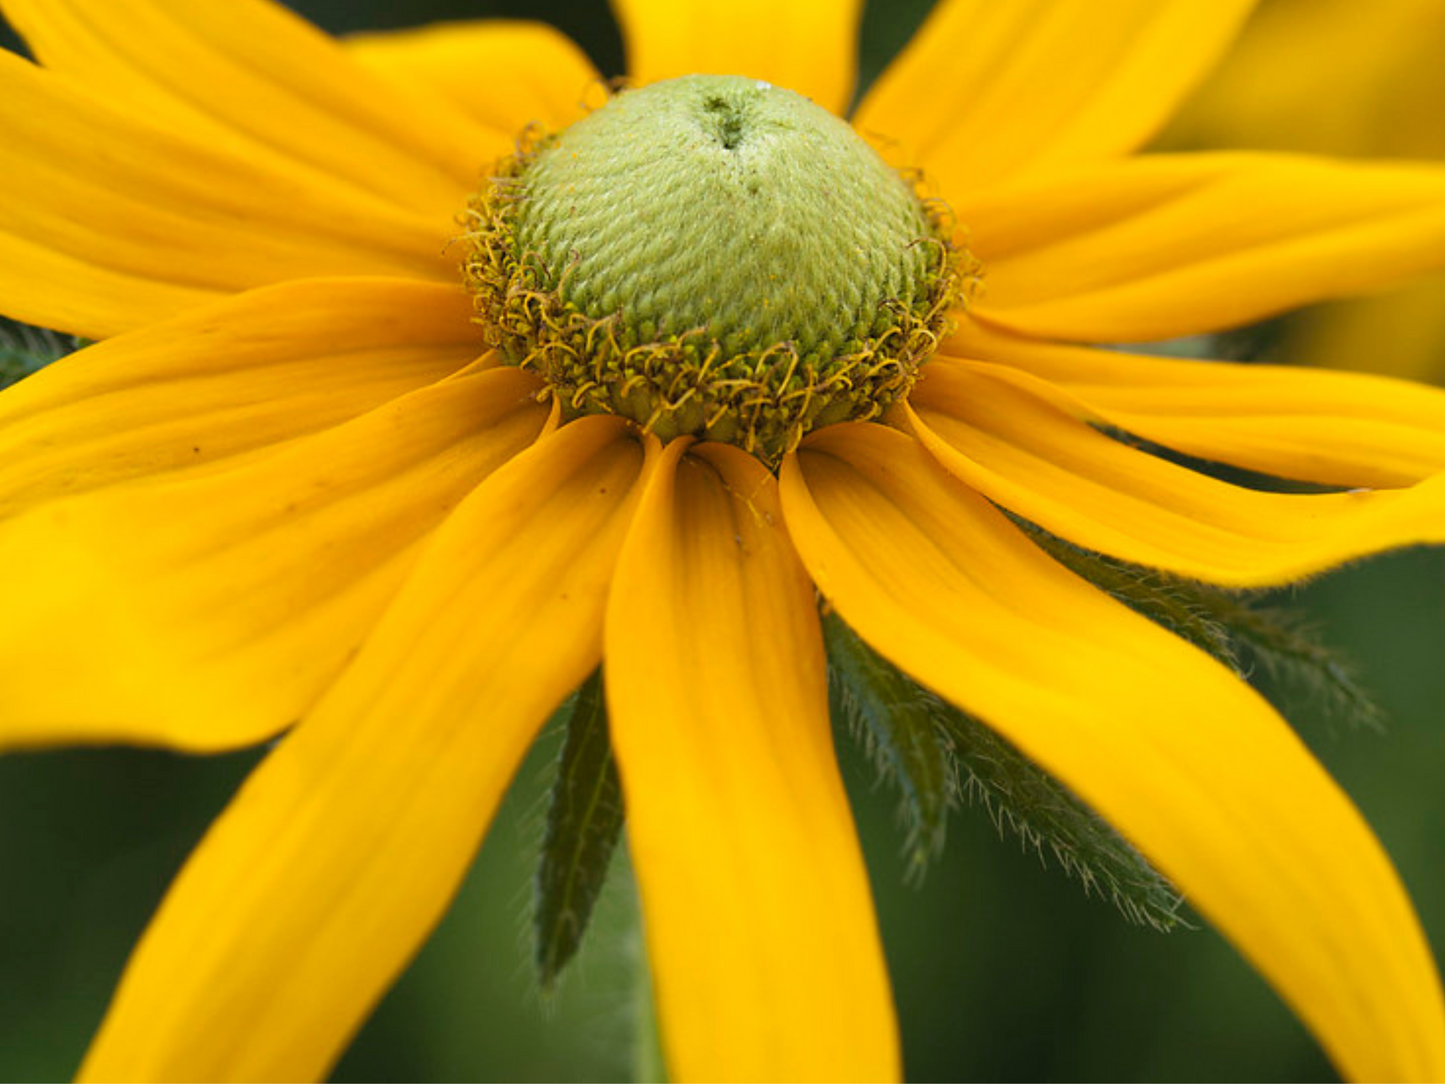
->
[{"left": 465, "top": 74, "right": 969, "bottom": 463}]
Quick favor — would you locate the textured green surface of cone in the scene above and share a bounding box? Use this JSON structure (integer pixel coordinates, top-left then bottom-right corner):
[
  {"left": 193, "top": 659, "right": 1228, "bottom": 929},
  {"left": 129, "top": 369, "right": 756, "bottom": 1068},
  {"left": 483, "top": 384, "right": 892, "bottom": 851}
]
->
[
  {"left": 466, "top": 74, "right": 967, "bottom": 463},
  {"left": 522, "top": 75, "right": 934, "bottom": 354}
]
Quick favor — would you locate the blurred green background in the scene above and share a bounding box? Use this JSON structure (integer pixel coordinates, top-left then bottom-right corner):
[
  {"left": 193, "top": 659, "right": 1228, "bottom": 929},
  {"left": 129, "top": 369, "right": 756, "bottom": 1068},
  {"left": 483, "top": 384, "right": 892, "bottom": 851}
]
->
[{"left": 2, "top": 1, "right": 1444, "bottom": 1081}]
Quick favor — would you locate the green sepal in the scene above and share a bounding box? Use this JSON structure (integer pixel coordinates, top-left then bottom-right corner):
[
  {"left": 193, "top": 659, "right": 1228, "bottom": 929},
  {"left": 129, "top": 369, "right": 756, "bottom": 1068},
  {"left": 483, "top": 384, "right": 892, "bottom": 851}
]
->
[
  {"left": 931, "top": 691, "right": 1187, "bottom": 932},
  {"left": 824, "top": 608, "right": 1184, "bottom": 930},
  {"left": 534, "top": 668, "right": 626, "bottom": 990},
  {"left": 1022, "top": 524, "right": 1237, "bottom": 666},
  {"left": 824, "top": 609, "right": 952, "bottom": 878},
  {"left": 1023, "top": 525, "right": 1384, "bottom": 731},
  {"left": 1200, "top": 595, "right": 1385, "bottom": 733}
]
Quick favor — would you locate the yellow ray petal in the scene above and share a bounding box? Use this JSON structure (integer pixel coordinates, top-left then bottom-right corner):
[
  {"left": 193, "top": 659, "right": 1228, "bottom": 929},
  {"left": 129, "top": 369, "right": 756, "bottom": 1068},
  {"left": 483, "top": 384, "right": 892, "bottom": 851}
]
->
[
  {"left": 906, "top": 357, "right": 1445, "bottom": 585},
  {"left": 0, "top": 53, "right": 459, "bottom": 338},
  {"left": 856, "top": 0, "right": 1255, "bottom": 190},
  {"left": 1, "top": 0, "right": 499, "bottom": 218},
  {"left": 606, "top": 440, "right": 898, "bottom": 1083},
  {"left": 780, "top": 423, "right": 1445, "bottom": 1082},
  {"left": 78, "top": 415, "right": 649, "bottom": 1083},
  {"left": 0, "top": 366, "right": 548, "bottom": 753},
  {"left": 963, "top": 152, "right": 1445, "bottom": 343},
  {"left": 612, "top": 0, "right": 861, "bottom": 116},
  {"left": 346, "top": 20, "right": 602, "bottom": 135},
  {"left": 943, "top": 321, "right": 1445, "bottom": 488},
  {"left": 0, "top": 278, "right": 481, "bottom": 518}
]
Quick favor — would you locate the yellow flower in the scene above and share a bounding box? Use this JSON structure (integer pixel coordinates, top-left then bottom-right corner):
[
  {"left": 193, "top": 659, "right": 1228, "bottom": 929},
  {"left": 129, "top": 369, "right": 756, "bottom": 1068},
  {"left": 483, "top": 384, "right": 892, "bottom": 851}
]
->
[
  {"left": 2, "top": 0, "right": 1445, "bottom": 1081},
  {"left": 1164, "top": 0, "right": 1445, "bottom": 382}
]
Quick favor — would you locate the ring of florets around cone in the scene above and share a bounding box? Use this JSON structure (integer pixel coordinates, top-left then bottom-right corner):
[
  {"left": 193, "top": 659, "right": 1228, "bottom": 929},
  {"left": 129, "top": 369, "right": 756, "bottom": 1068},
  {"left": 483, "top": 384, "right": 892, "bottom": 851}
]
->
[{"left": 462, "top": 76, "right": 978, "bottom": 465}]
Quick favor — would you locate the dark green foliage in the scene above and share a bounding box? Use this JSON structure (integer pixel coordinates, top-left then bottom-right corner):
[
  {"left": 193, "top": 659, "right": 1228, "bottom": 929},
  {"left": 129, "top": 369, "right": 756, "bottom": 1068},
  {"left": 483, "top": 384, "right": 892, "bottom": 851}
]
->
[
  {"left": 0, "top": 322, "right": 78, "bottom": 389},
  {"left": 1213, "top": 599, "right": 1387, "bottom": 733},
  {"left": 825, "top": 610, "right": 1184, "bottom": 930},
  {"left": 534, "top": 669, "right": 626, "bottom": 990}
]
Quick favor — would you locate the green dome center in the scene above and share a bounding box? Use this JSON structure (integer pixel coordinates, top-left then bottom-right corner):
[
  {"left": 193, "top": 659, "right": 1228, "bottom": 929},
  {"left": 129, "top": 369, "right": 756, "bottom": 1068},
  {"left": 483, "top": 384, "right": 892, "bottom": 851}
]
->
[{"left": 465, "top": 74, "right": 969, "bottom": 463}]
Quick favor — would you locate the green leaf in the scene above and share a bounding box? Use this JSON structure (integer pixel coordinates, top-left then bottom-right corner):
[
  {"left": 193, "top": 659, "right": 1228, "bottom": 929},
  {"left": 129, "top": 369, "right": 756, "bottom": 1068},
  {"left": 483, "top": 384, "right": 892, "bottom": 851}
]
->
[
  {"left": 825, "top": 609, "right": 1184, "bottom": 929},
  {"left": 534, "top": 668, "right": 626, "bottom": 990},
  {"left": 824, "top": 609, "right": 952, "bottom": 878}
]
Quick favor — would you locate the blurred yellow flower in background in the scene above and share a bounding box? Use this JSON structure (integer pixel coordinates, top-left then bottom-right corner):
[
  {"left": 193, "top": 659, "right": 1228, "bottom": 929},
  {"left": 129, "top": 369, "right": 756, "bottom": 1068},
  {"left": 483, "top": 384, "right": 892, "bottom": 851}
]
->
[{"left": 1166, "top": 0, "right": 1445, "bottom": 382}]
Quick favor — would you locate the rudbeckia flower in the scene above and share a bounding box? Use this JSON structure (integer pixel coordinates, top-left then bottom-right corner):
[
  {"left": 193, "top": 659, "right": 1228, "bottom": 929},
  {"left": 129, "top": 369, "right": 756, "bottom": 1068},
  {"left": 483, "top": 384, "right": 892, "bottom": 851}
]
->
[
  {"left": 1164, "top": 0, "right": 1445, "bottom": 383},
  {"left": 3, "top": 0, "right": 1445, "bottom": 1081}
]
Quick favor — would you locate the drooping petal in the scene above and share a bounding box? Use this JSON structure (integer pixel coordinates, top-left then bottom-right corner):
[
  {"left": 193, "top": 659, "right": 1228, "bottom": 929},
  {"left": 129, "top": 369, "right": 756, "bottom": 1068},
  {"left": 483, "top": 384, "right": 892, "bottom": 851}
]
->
[
  {"left": 78, "top": 415, "right": 650, "bottom": 1084},
  {"left": 943, "top": 321, "right": 1445, "bottom": 487},
  {"left": 606, "top": 440, "right": 899, "bottom": 1083},
  {"left": 0, "top": 278, "right": 481, "bottom": 518},
  {"left": 855, "top": 0, "right": 1256, "bottom": 189},
  {"left": 963, "top": 152, "right": 1445, "bottom": 343},
  {"left": 0, "top": 49, "right": 462, "bottom": 337},
  {"left": 0, "top": 366, "right": 548, "bottom": 753},
  {"left": 345, "top": 20, "right": 602, "bottom": 135},
  {"left": 780, "top": 423, "right": 1445, "bottom": 1083},
  {"left": 1, "top": 0, "right": 498, "bottom": 218},
  {"left": 905, "top": 357, "right": 1445, "bottom": 585},
  {"left": 612, "top": 0, "right": 862, "bottom": 117}
]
